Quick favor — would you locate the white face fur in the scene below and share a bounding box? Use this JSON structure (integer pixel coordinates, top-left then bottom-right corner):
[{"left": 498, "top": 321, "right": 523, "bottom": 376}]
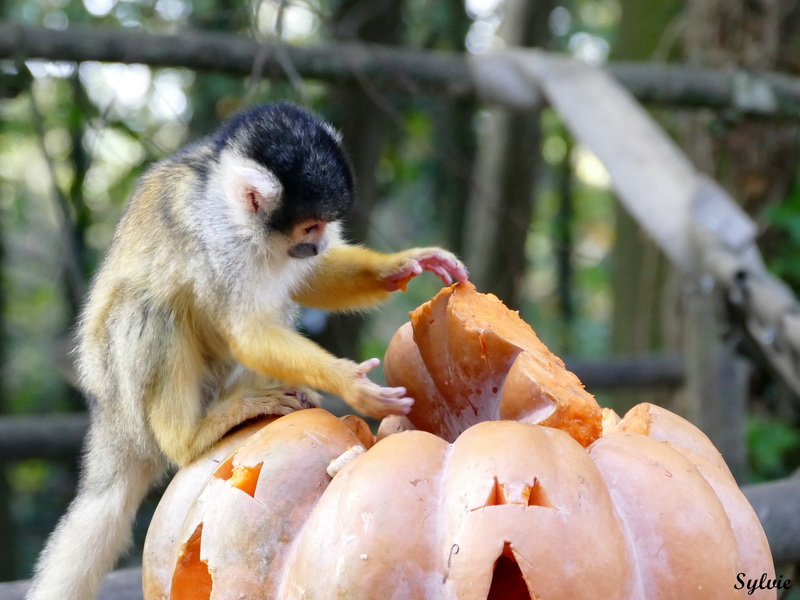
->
[
  {"left": 203, "top": 148, "right": 343, "bottom": 318},
  {"left": 219, "top": 151, "right": 283, "bottom": 237}
]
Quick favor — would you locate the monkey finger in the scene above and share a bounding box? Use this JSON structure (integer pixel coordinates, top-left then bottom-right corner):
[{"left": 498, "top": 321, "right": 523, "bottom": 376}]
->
[
  {"left": 382, "top": 261, "right": 422, "bottom": 292},
  {"left": 451, "top": 262, "right": 469, "bottom": 282},
  {"left": 356, "top": 357, "right": 381, "bottom": 375},
  {"left": 429, "top": 265, "right": 454, "bottom": 285},
  {"left": 349, "top": 379, "right": 414, "bottom": 418},
  {"left": 417, "top": 254, "right": 469, "bottom": 284},
  {"left": 389, "top": 400, "right": 414, "bottom": 416},
  {"left": 380, "top": 385, "right": 409, "bottom": 399},
  {"left": 378, "top": 388, "right": 414, "bottom": 414}
]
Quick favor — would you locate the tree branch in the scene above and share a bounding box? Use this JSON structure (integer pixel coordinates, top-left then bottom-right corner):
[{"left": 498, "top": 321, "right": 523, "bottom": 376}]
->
[
  {"left": 744, "top": 474, "right": 800, "bottom": 564},
  {"left": 2, "top": 21, "right": 800, "bottom": 118},
  {"left": 0, "top": 21, "right": 471, "bottom": 96}
]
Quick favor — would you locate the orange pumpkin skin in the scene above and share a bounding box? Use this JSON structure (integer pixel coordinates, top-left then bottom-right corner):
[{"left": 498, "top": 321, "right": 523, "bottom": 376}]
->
[
  {"left": 142, "top": 417, "right": 276, "bottom": 600},
  {"left": 143, "top": 284, "right": 774, "bottom": 599},
  {"left": 143, "top": 409, "right": 374, "bottom": 600}
]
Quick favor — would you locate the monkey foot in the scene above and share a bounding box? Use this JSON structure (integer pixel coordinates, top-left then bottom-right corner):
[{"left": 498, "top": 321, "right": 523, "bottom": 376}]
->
[{"left": 283, "top": 390, "right": 318, "bottom": 410}]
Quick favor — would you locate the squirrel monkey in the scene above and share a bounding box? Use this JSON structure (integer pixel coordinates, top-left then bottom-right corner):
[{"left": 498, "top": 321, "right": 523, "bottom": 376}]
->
[{"left": 27, "top": 103, "right": 468, "bottom": 600}]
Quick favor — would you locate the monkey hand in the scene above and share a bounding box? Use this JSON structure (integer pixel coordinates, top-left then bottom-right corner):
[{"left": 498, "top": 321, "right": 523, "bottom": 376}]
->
[
  {"left": 382, "top": 247, "right": 469, "bottom": 292},
  {"left": 338, "top": 358, "right": 413, "bottom": 418}
]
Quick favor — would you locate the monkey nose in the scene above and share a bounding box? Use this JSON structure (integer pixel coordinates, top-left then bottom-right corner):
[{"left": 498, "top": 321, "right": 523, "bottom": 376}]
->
[{"left": 287, "top": 242, "right": 319, "bottom": 259}]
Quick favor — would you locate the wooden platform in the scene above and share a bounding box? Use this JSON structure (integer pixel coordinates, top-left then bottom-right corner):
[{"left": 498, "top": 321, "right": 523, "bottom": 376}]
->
[{"left": 0, "top": 567, "right": 142, "bottom": 600}]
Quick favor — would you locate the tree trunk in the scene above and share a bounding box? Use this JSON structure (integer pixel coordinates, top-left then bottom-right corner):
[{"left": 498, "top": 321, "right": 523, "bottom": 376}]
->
[
  {"left": 311, "top": 0, "right": 405, "bottom": 361},
  {"left": 683, "top": 0, "right": 800, "bottom": 215},
  {"left": 0, "top": 162, "right": 16, "bottom": 581},
  {"left": 463, "top": 0, "right": 553, "bottom": 310},
  {"left": 679, "top": 0, "right": 800, "bottom": 480},
  {"left": 609, "top": 0, "right": 683, "bottom": 415},
  {"left": 429, "top": 1, "right": 477, "bottom": 257}
]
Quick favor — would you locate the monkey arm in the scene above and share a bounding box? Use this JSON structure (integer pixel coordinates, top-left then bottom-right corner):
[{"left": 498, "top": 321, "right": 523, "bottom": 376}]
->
[
  {"left": 229, "top": 320, "right": 353, "bottom": 394},
  {"left": 291, "top": 245, "right": 468, "bottom": 311},
  {"left": 226, "top": 319, "right": 412, "bottom": 418}
]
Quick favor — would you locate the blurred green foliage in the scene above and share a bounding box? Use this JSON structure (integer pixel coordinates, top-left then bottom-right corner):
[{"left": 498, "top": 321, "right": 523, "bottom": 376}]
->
[
  {"left": 765, "top": 173, "right": 800, "bottom": 293},
  {"left": 747, "top": 414, "right": 800, "bottom": 483}
]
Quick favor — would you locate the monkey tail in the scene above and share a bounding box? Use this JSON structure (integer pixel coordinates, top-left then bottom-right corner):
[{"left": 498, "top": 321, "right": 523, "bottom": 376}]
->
[{"left": 26, "top": 423, "right": 161, "bottom": 600}]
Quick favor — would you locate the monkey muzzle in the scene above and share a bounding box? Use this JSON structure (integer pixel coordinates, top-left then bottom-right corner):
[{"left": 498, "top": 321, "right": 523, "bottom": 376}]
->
[
  {"left": 288, "top": 218, "right": 329, "bottom": 259},
  {"left": 287, "top": 242, "right": 322, "bottom": 259}
]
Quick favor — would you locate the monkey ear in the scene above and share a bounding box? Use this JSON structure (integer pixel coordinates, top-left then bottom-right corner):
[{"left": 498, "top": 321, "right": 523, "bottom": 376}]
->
[
  {"left": 322, "top": 122, "right": 343, "bottom": 143},
  {"left": 228, "top": 166, "right": 282, "bottom": 214}
]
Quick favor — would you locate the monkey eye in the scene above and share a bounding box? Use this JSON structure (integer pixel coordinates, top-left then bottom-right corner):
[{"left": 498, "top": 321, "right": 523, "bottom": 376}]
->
[{"left": 304, "top": 224, "right": 319, "bottom": 235}]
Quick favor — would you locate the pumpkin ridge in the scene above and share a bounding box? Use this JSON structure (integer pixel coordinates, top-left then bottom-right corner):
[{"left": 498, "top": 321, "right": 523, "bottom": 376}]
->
[
  {"left": 590, "top": 431, "right": 741, "bottom": 595},
  {"left": 436, "top": 433, "right": 457, "bottom": 586},
  {"left": 413, "top": 284, "right": 457, "bottom": 403}
]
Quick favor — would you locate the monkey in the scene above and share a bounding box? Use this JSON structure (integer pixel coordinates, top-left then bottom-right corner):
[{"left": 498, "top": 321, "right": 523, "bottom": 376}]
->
[{"left": 26, "top": 102, "right": 468, "bottom": 600}]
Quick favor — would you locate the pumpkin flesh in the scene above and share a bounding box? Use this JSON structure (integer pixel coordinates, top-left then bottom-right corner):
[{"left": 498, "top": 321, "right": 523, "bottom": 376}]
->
[{"left": 385, "top": 282, "right": 602, "bottom": 446}]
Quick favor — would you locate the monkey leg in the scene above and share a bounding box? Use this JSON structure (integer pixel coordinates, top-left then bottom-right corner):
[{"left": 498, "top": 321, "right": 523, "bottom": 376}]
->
[
  {"left": 231, "top": 369, "right": 321, "bottom": 414},
  {"left": 150, "top": 372, "right": 320, "bottom": 467},
  {"left": 26, "top": 422, "right": 162, "bottom": 600}
]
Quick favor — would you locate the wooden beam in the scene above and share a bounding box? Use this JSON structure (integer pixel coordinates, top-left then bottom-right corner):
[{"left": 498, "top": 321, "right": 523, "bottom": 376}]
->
[
  {"left": 744, "top": 475, "right": 800, "bottom": 565},
  {"left": 2, "top": 22, "right": 800, "bottom": 118},
  {"left": 0, "top": 413, "right": 87, "bottom": 460},
  {"left": 0, "top": 356, "right": 686, "bottom": 460},
  {"left": 0, "top": 567, "right": 142, "bottom": 600}
]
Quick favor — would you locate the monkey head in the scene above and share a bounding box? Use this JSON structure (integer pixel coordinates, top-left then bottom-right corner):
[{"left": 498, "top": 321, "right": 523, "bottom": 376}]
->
[{"left": 213, "top": 103, "right": 354, "bottom": 260}]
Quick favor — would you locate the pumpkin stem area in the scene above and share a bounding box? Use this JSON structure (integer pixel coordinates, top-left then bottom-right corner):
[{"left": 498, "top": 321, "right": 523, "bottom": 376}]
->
[{"left": 488, "top": 543, "right": 533, "bottom": 600}]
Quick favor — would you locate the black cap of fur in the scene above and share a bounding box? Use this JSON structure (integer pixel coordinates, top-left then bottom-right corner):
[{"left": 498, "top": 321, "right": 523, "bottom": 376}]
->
[{"left": 214, "top": 103, "right": 354, "bottom": 234}]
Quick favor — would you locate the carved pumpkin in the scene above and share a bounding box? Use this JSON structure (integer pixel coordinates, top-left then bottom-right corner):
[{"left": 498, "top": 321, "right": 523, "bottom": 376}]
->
[{"left": 143, "top": 283, "right": 774, "bottom": 600}]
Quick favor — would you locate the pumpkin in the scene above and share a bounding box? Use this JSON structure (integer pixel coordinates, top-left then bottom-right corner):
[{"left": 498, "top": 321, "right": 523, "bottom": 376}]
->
[
  {"left": 383, "top": 282, "right": 601, "bottom": 446},
  {"left": 143, "top": 283, "right": 774, "bottom": 600}
]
